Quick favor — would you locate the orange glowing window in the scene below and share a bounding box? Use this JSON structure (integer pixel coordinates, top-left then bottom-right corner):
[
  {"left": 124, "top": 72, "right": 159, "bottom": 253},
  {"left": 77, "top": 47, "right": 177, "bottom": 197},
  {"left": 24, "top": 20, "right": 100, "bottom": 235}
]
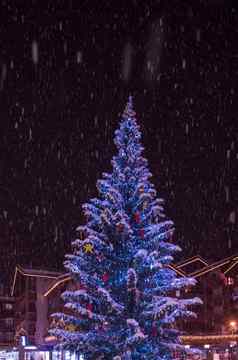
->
[{"left": 226, "top": 277, "right": 234, "bottom": 286}]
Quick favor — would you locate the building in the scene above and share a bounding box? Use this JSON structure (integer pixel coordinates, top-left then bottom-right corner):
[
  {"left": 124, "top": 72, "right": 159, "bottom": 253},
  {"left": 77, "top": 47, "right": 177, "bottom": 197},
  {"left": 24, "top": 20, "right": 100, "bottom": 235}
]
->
[
  {"left": 179, "top": 254, "right": 238, "bottom": 336},
  {"left": 171, "top": 255, "right": 226, "bottom": 335},
  {"left": 11, "top": 265, "right": 63, "bottom": 347},
  {"left": 0, "top": 295, "right": 15, "bottom": 348},
  {"left": 6, "top": 254, "right": 238, "bottom": 360}
]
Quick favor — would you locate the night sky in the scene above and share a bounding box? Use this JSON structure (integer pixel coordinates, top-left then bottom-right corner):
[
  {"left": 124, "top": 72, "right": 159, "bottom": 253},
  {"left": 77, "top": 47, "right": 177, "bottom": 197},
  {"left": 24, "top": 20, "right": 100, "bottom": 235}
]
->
[{"left": 0, "top": 0, "right": 238, "bottom": 290}]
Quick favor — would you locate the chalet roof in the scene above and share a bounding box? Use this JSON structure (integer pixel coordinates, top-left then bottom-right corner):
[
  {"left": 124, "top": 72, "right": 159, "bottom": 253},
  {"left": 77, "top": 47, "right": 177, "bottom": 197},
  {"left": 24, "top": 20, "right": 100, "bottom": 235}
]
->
[
  {"left": 11, "top": 265, "right": 63, "bottom": 296},
  {"left": 175, "top": 255, "right": 208, "bottom": 270},
  {"left": 189, "top": 254, "right": 238, "bottom": 278},
  {"left": 43, "top": 273, "right": 71, "bottom": 297},
  {"left": 12, "top": 254, "right": 238, "bottom": 297},
  {"left": 16, "top": 265, "right": 62, "bottom": 277}
]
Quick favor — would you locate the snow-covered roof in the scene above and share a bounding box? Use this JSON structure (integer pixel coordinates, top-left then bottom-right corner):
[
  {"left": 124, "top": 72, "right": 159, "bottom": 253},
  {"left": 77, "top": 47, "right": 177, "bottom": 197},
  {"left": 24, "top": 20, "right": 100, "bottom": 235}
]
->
[{"left": 11, "top": 265, "right": 63, "bottom": 296}]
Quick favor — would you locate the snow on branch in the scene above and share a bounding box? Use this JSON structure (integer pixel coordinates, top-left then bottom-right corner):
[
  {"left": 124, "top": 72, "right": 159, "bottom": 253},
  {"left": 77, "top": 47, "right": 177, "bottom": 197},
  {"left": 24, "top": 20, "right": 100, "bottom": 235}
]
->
[
  {"left": 62, "top": 289, "right": 95, "bottom": 303},
  {"left": 64, "top": 302, "right": 106, "bottom": 322},
  {"left": 158, "top": 240, "right": 181, "bottom": 253},
  {"left": 134, "top": 249, "right": 148, "bottom": 260},
  {"left": 161, "top": 308, "right": 198, "bottom": 324},
  {"left": 97, "top": 287, "right": 124, "bottom": 314},
  {"left": 145, "top": 221, "right": 174, "bottom": 239},
  {"left": 126, "top": 318, "right": 147, "bottom": 345},
  {"left": 51, "top": 312, "right": 78, "bottom": 325},
  {"left": 170, "top": 277, "right": 197, "bottom": 290}
]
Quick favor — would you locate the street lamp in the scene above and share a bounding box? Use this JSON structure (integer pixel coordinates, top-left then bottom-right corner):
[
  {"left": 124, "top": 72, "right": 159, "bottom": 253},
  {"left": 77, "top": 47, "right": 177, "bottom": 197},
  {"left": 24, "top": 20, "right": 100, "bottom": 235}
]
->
[{"left": 230, "top": 321, "right": 237, "bottom": 334}]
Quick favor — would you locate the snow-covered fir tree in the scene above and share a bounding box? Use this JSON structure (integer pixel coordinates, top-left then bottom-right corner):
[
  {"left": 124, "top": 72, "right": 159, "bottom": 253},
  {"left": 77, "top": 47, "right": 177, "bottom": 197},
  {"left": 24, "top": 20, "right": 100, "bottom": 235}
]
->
[{"left": 51, "top": 97, "right": 202, "bottom": 359}]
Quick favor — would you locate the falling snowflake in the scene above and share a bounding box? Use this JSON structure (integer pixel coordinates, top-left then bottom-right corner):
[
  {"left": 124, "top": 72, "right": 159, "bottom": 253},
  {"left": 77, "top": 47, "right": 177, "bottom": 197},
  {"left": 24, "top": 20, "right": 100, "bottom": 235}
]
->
[{"left": 32, "top": 41, "right": 39, "bottom": 64}]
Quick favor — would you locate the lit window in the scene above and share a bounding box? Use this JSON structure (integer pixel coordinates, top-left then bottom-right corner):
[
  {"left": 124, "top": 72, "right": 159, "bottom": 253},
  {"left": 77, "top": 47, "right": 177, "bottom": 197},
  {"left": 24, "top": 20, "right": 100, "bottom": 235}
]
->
[
  {"left": 5, "top": 303, "right": 13, "bottom": 310},
  {"left": 226, "top": 277, "right": 234, "bottom": 286}
]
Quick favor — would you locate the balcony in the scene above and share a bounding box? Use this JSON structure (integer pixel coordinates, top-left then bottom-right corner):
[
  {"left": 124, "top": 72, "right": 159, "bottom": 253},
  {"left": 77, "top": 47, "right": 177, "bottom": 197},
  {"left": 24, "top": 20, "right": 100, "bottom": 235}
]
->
[
  {"left": 0, "top": 310, "right": 14, "bottom": 319},
  {"left": 0, "top": 332, "right": 14, "bottom": 343}
]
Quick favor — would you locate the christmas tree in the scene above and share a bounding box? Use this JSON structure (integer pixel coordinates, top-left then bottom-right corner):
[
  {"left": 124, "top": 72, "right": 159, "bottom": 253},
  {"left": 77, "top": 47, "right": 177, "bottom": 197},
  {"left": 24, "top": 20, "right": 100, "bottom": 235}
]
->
[{"left": 51, "top": 97, "right": 201, "bottom": 359}]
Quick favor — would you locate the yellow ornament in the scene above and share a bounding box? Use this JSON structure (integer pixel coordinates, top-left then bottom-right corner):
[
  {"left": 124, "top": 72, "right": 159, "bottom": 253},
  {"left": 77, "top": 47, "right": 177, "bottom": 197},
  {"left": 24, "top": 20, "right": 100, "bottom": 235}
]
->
[
  {"left": 66, "top": 324, "right": 76, "bottom": 332},
  {"left": 83, "top": 243, "right": 94, "bottom": 254}
]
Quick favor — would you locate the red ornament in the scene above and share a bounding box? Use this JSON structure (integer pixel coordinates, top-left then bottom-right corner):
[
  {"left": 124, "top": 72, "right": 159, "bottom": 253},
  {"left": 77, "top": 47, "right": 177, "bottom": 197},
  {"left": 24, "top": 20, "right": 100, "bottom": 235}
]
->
[
  {"left": 134, "top": 212, "right": 140, "bottom": 224},
  {"left": 102, "top": 273, "right": 109, "bottom": 282},
  {"left": 78, "top": 283, "right": 86, "bottom": 291},
  {"left": 139, "top": 229, "right": 145, "bottom": 238},
  {"left": 152, "top": 325, "right": 158, "bottom": 337},
  {"left": 86, "top": 303, "right": 93, "bottom": 312},
  {"left": 117, "top": 223, "right": 124, "bottom": 232}
]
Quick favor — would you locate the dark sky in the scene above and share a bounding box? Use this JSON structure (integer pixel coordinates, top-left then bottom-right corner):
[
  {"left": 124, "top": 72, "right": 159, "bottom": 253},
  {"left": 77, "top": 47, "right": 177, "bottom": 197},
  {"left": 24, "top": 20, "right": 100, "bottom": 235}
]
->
[{"left": 0, "top": 0, "right": 238, "bottom": 289}]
